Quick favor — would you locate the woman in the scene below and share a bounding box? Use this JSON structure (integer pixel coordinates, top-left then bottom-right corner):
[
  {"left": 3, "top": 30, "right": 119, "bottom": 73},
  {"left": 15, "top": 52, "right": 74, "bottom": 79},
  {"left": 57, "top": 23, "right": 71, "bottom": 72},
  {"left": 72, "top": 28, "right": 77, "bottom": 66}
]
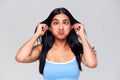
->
[{"left": 15, "top": 7, "right": 98, "bottom": 80}]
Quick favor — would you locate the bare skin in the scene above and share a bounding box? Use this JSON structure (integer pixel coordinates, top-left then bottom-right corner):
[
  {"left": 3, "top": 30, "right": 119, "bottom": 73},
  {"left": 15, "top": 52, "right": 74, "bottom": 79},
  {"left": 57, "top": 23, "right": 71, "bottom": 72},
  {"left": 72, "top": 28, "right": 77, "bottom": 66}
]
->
[{"left": 15, "top": 14, "right": 98, "bottom": 68}]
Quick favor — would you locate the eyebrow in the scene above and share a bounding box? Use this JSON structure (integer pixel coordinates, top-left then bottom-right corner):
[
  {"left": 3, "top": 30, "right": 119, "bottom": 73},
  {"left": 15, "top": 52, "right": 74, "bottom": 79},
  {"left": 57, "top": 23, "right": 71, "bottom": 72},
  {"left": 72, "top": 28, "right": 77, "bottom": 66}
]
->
[{"left": 52, "top": 19, "right": 58, "bottom": 21}]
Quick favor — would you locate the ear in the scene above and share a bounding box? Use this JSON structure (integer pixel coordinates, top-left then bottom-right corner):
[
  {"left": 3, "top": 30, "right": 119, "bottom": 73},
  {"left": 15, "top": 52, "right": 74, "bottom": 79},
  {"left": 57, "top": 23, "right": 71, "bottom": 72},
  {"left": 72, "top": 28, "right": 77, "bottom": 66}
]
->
[
  {"left": 48, "top": 27, "right": 51, "bottom": 31},
  {"left": 71, "top": 25, "right": 74, "bottom": 30}
]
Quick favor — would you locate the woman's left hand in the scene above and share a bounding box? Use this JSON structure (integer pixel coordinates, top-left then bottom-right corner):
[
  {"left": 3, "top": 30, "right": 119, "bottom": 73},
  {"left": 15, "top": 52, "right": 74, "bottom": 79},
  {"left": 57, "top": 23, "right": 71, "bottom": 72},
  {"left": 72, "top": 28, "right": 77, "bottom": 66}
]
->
[{"left": 73, "top": 23, "right": 86, "bottom": 38}]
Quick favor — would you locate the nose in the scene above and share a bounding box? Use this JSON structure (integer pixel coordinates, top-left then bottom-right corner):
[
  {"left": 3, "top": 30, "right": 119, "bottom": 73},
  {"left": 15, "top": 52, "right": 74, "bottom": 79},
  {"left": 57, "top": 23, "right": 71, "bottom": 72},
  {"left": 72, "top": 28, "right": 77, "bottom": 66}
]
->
[{"left": 59, "top": 24, "right": 64, "bottom": 30}]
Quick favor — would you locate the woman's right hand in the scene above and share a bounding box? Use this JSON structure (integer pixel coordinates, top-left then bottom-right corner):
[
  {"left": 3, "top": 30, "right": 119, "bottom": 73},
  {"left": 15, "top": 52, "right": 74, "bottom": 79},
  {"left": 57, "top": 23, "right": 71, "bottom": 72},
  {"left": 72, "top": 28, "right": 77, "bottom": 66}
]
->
[
  {"left": 15, "top": 23, "right": 48, "bottom": 63},
  {"left": 35, "top": 23, "right": 48, "bottom": 36}
]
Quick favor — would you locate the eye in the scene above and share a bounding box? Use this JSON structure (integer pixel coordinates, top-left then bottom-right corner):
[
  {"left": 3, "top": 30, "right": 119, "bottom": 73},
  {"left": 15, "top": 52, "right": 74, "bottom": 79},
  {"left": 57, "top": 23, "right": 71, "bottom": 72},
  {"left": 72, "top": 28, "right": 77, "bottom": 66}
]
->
[
  {"left": 63, "top": 21, "right": 70, "bottom": 25},
  {"left": 53, "top": 22, "right": 59, "bottom": 25}
]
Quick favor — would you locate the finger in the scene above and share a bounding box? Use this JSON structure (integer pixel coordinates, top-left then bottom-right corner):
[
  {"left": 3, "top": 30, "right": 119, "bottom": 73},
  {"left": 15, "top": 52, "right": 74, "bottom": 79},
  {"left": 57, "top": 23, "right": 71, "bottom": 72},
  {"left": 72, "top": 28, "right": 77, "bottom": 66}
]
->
[
  {"left": 42, "top": 26, "right": 45, "bottom": 31},
  {"left": 45, "top": 25, "right": 49, "bottom": 30},
  {"left": 42, "top": 25, "right": 49, "bottom": 32},
  {"left": 41, "top": 24, "right": 46, "bottom": 31},
  {"left": 76, "top": 26, "right": 81, "bottom": 30}
]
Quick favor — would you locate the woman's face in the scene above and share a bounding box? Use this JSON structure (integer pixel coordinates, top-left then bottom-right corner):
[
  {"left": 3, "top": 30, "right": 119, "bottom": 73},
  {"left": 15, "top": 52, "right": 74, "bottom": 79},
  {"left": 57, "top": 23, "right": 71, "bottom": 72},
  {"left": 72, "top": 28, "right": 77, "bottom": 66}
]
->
[{"left": 50, "top": 13, "right": 72, "bottom": 40}]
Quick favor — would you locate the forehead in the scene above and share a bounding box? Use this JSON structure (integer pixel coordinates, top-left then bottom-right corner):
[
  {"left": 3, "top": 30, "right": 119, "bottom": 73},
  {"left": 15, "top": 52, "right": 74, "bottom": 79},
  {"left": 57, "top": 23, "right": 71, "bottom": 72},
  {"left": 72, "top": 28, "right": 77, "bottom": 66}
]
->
[{"left": 52, "top": 13, "right": 69, "bottom": 21}]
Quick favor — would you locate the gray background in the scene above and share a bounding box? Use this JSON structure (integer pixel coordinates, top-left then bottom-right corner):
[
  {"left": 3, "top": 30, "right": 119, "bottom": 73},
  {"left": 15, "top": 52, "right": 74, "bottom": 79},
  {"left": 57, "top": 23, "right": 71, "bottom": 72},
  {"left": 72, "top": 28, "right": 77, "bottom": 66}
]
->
[{"left": 0, "top": 0, "right": 120, "bottom": 80}]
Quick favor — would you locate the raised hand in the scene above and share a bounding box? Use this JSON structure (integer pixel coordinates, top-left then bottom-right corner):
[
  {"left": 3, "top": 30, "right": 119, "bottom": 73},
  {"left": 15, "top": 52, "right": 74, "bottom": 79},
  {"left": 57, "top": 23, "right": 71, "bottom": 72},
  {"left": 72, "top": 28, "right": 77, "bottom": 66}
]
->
[
  {"left": 35, "top": 23, "right": 48, "bottom": 36},
  {"left": 73, "top": 23, "right": 86, "bottom": 38}
]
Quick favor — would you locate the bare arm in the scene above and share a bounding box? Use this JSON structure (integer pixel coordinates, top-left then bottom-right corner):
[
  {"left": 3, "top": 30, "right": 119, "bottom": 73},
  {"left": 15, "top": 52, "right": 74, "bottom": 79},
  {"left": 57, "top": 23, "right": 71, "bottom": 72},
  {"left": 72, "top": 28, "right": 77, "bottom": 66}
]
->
[
  {"left": 80, "top": 34, "right": 98, "bottom": 68},
  {"left": 15, "top": 34, "right": 42, "bottom": 63},
  {"left": 73, "top": 23, "right": 98, "bottom": 68},
  {"left": 15, "top": 23, "right": 48, "bottom": 63}
]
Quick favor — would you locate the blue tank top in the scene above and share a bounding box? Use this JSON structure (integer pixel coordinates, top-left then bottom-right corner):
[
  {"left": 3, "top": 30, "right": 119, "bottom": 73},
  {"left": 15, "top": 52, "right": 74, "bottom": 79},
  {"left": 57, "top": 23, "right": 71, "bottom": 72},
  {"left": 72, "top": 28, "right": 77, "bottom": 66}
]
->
[{"left": 43, "top": 57, "right": 80, "bottom": 80}]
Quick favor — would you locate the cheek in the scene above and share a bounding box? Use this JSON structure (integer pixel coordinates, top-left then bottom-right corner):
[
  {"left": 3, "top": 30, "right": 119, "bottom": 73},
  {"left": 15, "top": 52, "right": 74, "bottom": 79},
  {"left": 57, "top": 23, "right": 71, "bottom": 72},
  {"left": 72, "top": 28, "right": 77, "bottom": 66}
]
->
[
  {"left": 65, "top": 27, "right": 72, "bottom": 35},
  {"left": 50, "top": 28, "right": 57, "bottom": 35},
  {"left": 66, "top": 26, "right": 72, "bottom": 31},
  {"left": 50, "top": 25, "right": 58, "bottom": 30}
]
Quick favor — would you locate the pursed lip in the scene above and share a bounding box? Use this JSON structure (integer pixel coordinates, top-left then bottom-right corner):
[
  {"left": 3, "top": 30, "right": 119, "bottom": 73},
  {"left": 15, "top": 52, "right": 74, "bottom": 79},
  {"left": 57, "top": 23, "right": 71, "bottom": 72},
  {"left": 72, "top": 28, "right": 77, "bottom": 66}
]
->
[{"left": 58, "top": 30, "right": 64, "bottom": 35}]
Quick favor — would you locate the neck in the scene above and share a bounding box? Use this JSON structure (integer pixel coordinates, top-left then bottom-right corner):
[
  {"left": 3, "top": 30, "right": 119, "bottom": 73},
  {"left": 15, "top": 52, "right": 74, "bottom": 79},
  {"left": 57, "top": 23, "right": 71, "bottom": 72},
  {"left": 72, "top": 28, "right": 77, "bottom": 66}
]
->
[{"left": 53, "top": 39, "right": 69, "bottom": 50}]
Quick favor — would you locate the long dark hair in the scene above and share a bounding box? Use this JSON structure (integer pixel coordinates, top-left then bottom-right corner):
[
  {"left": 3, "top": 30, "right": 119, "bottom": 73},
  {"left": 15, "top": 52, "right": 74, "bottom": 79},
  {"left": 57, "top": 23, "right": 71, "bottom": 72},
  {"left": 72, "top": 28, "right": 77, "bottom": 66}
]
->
[{"left": 35, "top": 7, "right": 83, "bottom": 74}]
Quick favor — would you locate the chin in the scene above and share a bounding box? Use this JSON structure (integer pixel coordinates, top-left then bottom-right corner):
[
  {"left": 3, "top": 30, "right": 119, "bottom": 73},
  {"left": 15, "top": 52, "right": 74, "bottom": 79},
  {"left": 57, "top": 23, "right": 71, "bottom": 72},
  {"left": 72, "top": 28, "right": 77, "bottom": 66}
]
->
[{"left": 56, "top": 36, "right": 67, "bottom": 40}]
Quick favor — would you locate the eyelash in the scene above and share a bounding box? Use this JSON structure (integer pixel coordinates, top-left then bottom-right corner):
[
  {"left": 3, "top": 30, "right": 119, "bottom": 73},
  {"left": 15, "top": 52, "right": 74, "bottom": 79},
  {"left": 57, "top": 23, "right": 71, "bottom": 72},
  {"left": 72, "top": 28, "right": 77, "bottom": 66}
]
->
[
  {"left": 53, "top": 21, "right": 70, "bottom": 25},
  {"left": 63, "top": 22, "right": 69, "bottom": 25},
  {"left": 53, "top": 22, "right": 59, "bottom": 25}
]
